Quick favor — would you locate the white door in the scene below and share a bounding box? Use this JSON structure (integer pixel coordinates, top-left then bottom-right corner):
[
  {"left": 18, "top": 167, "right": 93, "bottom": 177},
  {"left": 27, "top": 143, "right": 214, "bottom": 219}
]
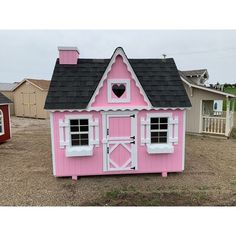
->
[{"left": 103, "top": 112, "right": 137, "bottom": 171}]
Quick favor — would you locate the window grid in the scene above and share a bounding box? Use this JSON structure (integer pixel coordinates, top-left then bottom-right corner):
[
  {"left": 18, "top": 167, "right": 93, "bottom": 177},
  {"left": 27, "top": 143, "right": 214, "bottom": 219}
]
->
[
  {"left": 150, "top": 117, "right": 168, "bottom": 144},
  {"left": 69, "top": 119, "right": 89, "bottom": 146}
]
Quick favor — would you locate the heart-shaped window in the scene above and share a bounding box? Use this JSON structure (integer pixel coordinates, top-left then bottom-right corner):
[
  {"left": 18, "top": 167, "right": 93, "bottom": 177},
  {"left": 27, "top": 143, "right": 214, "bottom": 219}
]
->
[{"left": 112, "top": 84, "right": 126, "bottom": 98}]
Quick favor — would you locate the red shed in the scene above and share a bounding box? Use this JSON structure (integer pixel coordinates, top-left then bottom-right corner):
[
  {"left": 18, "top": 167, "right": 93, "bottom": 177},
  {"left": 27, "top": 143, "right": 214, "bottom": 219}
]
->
[{"left": 0, "top": 92, "right": 12, "bottom": 143}]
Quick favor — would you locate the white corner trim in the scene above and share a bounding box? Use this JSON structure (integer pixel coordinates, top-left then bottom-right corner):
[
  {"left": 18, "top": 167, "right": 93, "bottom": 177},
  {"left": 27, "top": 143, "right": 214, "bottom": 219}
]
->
[
  {"left": 8, "top": 104, "right": 11, "bottom": 138},
  {"left": 49, "top": 112, "right": 56, "bottom": 176},
  {"left": 58, "top": 46, "right": 79, "bottom": 52},
  {"left": 182, "top": 110, "right": 186, "bottom": 171},
  {"left": 0, "top": 108, "right": 4, "bottom": 136},
  {"left": 107, "top": 79, "right": 131, "bottom": 103},
  {"left": 87, "top": 47, "right": 152, "bottom": 108}
]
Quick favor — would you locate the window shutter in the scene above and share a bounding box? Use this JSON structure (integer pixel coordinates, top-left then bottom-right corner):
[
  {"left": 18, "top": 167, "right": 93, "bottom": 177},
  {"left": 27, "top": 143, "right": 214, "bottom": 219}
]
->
[
  {"left": 89, "top": 118, "right": 99, "bottom": 147},
  {"left": 141, "top": 117, "right": 150, "bottom": 145},
  {"left": 59, "top": 119, "right": 69, "bottom": 149},
  {"left": 169, "top": 116, "right": 179, "bottom": 144}
]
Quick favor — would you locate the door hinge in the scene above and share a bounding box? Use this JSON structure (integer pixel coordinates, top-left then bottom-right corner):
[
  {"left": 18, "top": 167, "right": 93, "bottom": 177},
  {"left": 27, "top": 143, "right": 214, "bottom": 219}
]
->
[
  {"left": 107, "top": 147, "right": 109, "bottom": 154},
  {"left": 107, "top": 129, "right": 109, "bottom": 135},
  {"left": 130, "top": 114, "right": 135, "bottom": 118},
  {"left": 130, "top": 140, "right": 135, "bottom": 144},
  {"left": 130, "top": 166, "right": 136, "bottom": 170},
  {"left": 130, "top": 136, "right": 135, "bottom": 139}
]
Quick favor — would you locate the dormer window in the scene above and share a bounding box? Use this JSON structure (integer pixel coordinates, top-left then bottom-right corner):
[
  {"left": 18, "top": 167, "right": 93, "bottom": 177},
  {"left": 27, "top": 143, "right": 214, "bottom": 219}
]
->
[{"left": 107, "top": 79, "right": 130, "bottom": 103}]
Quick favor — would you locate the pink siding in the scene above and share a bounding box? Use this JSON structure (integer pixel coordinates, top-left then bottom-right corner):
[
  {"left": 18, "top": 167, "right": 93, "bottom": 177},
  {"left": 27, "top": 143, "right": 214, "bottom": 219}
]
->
[
  {"left": 51, "top": 109, "right": 185, "bottom": 177},
  {"left": 59, "top": 50, "right": 79, "bottom": 64},
  {"left": 91, "top": 55, "right": 148, "bottom": 107}
]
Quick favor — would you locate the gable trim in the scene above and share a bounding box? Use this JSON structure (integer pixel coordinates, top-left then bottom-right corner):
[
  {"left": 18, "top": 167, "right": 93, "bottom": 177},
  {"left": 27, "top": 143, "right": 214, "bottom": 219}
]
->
[
  {"left": 181, "top": 75, "right": 236, "bottom": 98},
  {"left": 12, "top": 79, "right": 44, "bottom": 92},
  {"left": 87, "top": 47, "right": 152, "bottom": 109}
]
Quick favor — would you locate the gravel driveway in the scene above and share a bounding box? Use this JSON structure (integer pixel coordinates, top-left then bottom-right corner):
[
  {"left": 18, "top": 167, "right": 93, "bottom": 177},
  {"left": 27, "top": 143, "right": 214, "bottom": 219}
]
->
[{"left": 0, "top": 117, "right": 235, "bottom": 206}]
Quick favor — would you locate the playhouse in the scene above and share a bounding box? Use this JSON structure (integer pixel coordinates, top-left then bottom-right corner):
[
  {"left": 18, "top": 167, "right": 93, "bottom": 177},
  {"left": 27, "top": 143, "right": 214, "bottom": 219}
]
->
[
  {"left": 45, "top": 47, "right": 191, "bottom": 179},
  {"left": 0, "top": 92, "right": 12, "bottom": 143}
]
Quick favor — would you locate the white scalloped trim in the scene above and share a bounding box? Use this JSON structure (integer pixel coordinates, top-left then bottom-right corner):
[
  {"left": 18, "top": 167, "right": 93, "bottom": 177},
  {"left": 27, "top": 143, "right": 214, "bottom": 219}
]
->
[
  {"left": 49, "top": 107, "right": 187, "bottom": 113},
  {"left": 87, "top": 47, "right": 152, "bottom": 109}
]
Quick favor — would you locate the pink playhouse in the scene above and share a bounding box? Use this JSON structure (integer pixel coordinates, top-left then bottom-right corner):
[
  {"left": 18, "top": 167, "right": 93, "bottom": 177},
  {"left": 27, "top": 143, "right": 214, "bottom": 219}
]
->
[{"left": 45, "top": 47, "right": 191, "bottom": 179}]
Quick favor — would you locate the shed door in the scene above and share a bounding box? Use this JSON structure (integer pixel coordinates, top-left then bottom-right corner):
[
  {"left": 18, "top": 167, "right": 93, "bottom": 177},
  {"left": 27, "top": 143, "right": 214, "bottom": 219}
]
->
[{"left": 104, "top": 113, "right": 137, "bottom": 171}]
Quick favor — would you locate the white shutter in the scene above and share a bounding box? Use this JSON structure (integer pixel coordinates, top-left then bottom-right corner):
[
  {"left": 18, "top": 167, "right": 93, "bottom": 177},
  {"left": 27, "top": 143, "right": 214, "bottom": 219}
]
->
[
  {"left": 169, "top": 116, "right": 178, "bottom": 144},
  {"left": 89, "top": 118, "right": 99, "bottom": 147},
  {"left": 141, "top": 117, "right": 150, "bottom": 145},
  {"left": 59, "top": 119, "right": 69, "bottom": 149}
]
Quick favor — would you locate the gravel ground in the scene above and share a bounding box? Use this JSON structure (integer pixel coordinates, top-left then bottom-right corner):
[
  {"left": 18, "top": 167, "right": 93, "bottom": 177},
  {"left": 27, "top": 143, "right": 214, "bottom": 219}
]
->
[{"left": 0, "top": 117, "right": 236, "bottom": 206}]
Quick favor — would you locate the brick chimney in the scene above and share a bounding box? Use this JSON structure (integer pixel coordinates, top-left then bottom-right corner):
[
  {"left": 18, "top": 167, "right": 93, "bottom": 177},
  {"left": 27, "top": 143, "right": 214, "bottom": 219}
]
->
[{"left": 58, "top": 47, "right": 79, "bottom": 64}]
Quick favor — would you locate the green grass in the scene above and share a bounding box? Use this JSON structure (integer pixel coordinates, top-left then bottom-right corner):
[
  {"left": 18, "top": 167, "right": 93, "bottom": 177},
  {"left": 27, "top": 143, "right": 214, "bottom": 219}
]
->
[{"left": 222, "top": 87, "right": 236, "bottom": 111}]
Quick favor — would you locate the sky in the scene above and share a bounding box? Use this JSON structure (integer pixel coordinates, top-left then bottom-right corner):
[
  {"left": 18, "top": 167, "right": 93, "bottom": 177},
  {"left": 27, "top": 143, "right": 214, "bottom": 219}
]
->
[{"left": 0, "top": 30, "right": 236, "bottom": 84}]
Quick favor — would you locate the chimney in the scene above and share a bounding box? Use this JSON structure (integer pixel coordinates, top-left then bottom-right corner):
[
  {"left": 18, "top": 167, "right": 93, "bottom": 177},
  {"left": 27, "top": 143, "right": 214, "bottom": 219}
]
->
[{"left": 58, "top": 47, "right": 79, "bottom": 64}]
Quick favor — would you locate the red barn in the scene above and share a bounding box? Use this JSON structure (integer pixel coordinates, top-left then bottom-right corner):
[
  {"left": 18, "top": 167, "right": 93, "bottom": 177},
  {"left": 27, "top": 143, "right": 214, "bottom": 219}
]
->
[{"left": 0, "top": 92, "right": 12, "bottom": 143}]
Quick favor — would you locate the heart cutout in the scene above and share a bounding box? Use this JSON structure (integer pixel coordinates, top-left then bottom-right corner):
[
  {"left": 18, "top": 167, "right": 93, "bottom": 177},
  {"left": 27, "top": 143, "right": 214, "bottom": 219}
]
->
[{"left": 112, "top": 84, "right": 126, "bottom": 98}]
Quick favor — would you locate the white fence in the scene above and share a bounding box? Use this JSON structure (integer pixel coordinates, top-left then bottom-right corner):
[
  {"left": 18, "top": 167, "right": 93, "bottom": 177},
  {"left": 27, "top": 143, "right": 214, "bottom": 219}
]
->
[
  {"left": 202, "top": 116, "right": 226, "bottom": 135},
  {"left": 202, "top": 112, "right": 234, "bottom": 136}
]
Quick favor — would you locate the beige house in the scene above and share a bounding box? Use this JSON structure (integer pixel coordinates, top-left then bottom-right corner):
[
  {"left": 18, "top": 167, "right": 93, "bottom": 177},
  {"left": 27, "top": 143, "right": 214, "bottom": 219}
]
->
[
  {"left": 0, "top": 82, "right": 18, "bottom": 115},
  {"left": 12, "top": 79, "right": 50, "bottom": 119},
  {"left": 180, "top": 70, "right": 236, "bottom": 137}
]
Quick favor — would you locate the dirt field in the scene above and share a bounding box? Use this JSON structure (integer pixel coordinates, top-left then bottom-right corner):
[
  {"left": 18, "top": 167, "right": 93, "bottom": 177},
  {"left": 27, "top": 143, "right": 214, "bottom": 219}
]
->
[{"left": 0, "top": 117, "right": 236, "bottom": 206}]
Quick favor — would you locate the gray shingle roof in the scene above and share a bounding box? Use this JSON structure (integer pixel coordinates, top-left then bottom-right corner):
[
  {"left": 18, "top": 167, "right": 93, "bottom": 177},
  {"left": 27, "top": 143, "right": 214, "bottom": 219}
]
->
[
  {"left": 0, "top": 82, "right": 19, "bottom": 91},
  {"left": 181, "top": 69, "right": 208, "bottom": 77},
  {"left": 45, "top": 51, "right": 191, "bottom": 110},
  {"left": 0, "top": 92, "right": 12, "bottom": 104}
]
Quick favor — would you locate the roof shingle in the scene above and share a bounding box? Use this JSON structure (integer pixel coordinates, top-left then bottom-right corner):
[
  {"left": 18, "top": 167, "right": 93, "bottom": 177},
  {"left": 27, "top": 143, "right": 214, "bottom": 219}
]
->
[{"left": 45, "top": 52, "right": 191, "bottom": 110}]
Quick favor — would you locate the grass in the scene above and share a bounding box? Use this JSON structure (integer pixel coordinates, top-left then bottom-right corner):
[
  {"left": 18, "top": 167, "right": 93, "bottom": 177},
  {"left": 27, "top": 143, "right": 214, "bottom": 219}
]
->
[
  {"left": 84, "top": 187, "right": 214, "bottom": 206},
  {"left": 224, "top": 87, "right": 236, "bottom": 95}
]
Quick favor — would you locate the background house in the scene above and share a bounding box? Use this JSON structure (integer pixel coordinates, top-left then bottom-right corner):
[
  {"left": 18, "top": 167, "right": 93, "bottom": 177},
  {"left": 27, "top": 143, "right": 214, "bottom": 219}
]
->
[
  {"left": 0, "top": 82, "right": 18, "bottom": 115},
  {"left": 12, "top": 78, "right": 50, "bottom": 119},
  {"left": 180, "top": 70, "right": 235, "bottom": 137},
  {"left": 0, "top": 92, "right": 12, "bottom": 143}
]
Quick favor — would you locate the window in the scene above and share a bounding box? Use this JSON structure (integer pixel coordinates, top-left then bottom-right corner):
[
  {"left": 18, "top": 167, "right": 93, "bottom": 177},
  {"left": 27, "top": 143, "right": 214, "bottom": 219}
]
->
[
  {"left": 141, "top": 113, "right": 178, "bottom": 154},
  {"left": 59, "top": 114, "right": 99, "bottom": 157},
  {"left": 0, "top": 109, "right": 3, "bottom": 135},
  {"left": 70, "top": 119, "right": 89, "bottom": 146},
  {"left": 107, "top": 79, "right": 131, "bottom": 103},
  {"left": 150, "top": 117, "right": 168, "bottom": 144}
]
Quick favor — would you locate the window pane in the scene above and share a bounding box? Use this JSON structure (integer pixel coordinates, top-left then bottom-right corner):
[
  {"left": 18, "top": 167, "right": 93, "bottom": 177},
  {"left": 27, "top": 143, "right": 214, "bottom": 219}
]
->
[
  {"left": 159, "top": 132, "right": 167, "bottom": 137},
  {"left": 71, "top": 139, "right": 80, "bottom": 146},
  {"left": 159, "top": 137, "right": 167, "bottom": 143},
  {"left": 151, "top": 117, "right": 159, "bottom": 124},
  {"left": 80, "top": 119, "right": 88, "bottom": 126},
  {"left": 70, "top": 119, "right": 79, "bottom": 126},
  {"left": 151, "top": 137, "right": 159, "bottom": 143},
  {"left": 160, "top": 124, "right": 168, "bottom": 130},
  {"left": 80, "top": 139, "right": 89, "bottom": 146},
  {"left": 70, "top": 126, "right": 79, "bottom": 132},
  {"left": 71, "top": 134, "right": 80, "bottom": 140},
  {"left": 80, "top": 125, "right": 88, "bottom": 132},
  {"left": 151, "top": 124, "right": 159, "bottom": 130},
  {"left": 160, "top": 118, "right": 168, "bottom": 123},
  {"left": 0, "top": 126, "right": 2, "bottom": 133},
  {"left": 80, "top": 133, "right": 88, "bottom": 140},
  {"left": 151, "top": 132, "right": 159, "bottom": 138}
]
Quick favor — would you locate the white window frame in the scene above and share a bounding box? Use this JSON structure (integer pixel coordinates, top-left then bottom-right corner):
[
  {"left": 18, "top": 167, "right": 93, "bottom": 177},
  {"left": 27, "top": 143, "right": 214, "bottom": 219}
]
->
[
  {"left": 0, "top": 109, "right": 4, "bottom": 136},
  {"left": 141, "top": 113, "right": 177, "bottom": 154},
  {"left": 59, "top": 114, "right": 99, "bottom": 157},
  {"left": 107, "top": 79, "right": 131, "bottom": 103},
  {"left": 149, "top": 117, "right": 169, "bottom": 144},
  {"left": 69, "top": 118, "right": 90, "bottom": 147}
]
